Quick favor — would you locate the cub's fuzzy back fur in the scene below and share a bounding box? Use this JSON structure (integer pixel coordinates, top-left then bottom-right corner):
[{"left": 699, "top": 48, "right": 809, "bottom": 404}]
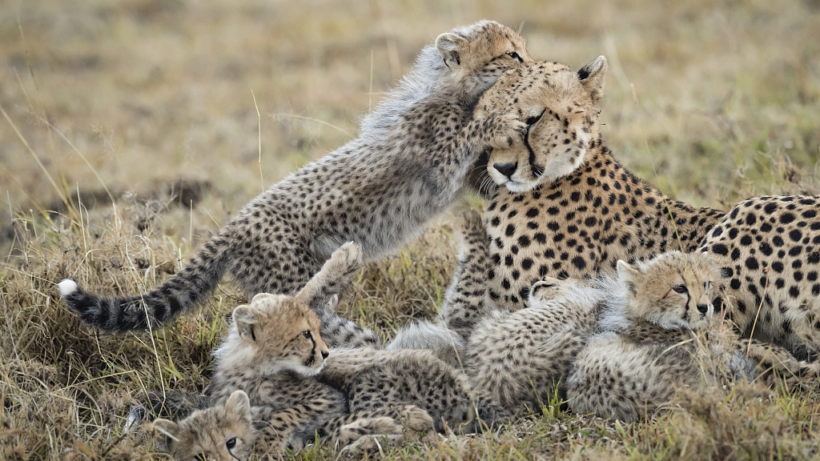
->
[{"left": 60, "top": 20, "right": 532, "bottom": 333}]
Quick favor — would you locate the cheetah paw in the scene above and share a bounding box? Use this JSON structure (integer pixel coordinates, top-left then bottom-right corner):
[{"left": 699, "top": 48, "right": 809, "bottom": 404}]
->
[
  {"left": 397, "top": 405, "right": 435, "bottom": 432},
  {"left": 528, "top": 277, "right": 567, "bottom": 305},
  {"left": 327, "top": 242, "right": 364, "bottom": 278}
]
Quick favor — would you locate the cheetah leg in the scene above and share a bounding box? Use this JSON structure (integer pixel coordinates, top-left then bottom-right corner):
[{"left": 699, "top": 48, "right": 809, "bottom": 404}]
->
[
  {"left": 293, "top": 242, "right": 382, "bottom": 348},
  {"left": 295, "top": 242, "right": 363, "bottom": 311},
  {"left": 253, "top": 397, "right": 345, "bottom": 454},
  {"left": 440, "top": 210, "right": 492, "bottom": 341},
  {"left": 742, "top": 340, "right": 820, "bottom": 390},
  {"left": 325, "top": 405, "right": 434, "bottom": 453}
]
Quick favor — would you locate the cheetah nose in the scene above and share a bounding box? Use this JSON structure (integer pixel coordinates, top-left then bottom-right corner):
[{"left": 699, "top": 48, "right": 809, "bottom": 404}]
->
[
  {"left": 321, "top": 350, "right": 329, "bottom": 360},
  {"left": 697, "top": 304, "right": 709, "bottom": 315},
  {"left": 493, "top": 162, "right": 518, "bottom": 179}
]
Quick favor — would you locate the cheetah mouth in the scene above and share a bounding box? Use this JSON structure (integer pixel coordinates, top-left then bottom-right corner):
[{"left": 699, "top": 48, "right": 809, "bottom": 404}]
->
[{"left": 503, "top": 179, "right": 538, "bottom": 193}]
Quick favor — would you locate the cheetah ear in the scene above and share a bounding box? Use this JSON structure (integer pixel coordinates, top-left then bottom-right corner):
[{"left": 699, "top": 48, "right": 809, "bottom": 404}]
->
[
  {"left": 616, "top": 260, "right": 641, "bottom": 294},
  {"left": 436, "top": 33, "right": 469, "bottom": 68},
  {"left": 225, "top": 390, "right": 252, "bottom": 421},
  {"left": 233, "top": 305, "right": 258, "bottom": 343},
  {"left": 578, "top": 56, "right": 608, "bottom": 105},
  {"left": 153, "top": 418, "right": 181, "bottom": 453}
]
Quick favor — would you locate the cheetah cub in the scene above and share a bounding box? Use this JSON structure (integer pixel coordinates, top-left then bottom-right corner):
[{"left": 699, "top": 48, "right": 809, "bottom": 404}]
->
[
  {"left": 568, "top": 252, "right": 820, "bottom": 422},
  {"left": 134, "top": 244, "right": 434, "bottom": 456},
  {"left": 152, "top": 389, "right": 432, "bottom": 460},
  {"left": 60, "top": 20, "right": 533, "bottom": 333},
  {"left": 452, "top": 246, "right": 720, "bottom": 416}
]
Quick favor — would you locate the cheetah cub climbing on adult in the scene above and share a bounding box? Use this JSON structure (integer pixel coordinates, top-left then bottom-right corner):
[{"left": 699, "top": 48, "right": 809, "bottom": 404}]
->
[{"left": 60, "top": 20, "right": 533, "bottom": 332}]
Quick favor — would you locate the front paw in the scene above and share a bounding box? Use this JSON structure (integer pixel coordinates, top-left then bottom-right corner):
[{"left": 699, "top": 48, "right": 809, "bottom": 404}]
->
[
  {"left": 327, "top": 242, "right": 364, "bottom": 278},
  {"left": 529, "top": 277, "right": 565, "bottom": 305}
]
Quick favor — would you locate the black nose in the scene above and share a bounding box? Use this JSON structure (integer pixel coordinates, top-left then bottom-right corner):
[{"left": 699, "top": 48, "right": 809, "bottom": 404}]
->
[
  {"left": 493, "top": 162, "right": 518, "bottom": 179},
  {"left": 321, "top": 350, "right": 329, "bottom": 359},
  {"left": 697, "top": 304, "right": 709, "bottom": 314}
]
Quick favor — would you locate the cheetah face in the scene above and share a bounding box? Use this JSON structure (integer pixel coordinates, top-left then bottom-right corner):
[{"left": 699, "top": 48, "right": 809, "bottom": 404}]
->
[
  {"left": 478, "top": 57, "right": 607, "bottom": 192},
  {"left": 232, "top": 293, "right": 329, "bottom": 377},
  {"left": 435, "top": 20, "right": 532, "bottom": 95},
  {"left": 155, "top": 390, "right": 255, "bottom": 461},
  {"left": 617, "top": 251, "right": 722, "bottom": 330}
]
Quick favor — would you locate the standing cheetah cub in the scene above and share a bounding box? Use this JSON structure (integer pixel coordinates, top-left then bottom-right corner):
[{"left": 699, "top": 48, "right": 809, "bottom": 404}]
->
[{"left": 60, "top": 20, "right": 533, "bottom": 333}]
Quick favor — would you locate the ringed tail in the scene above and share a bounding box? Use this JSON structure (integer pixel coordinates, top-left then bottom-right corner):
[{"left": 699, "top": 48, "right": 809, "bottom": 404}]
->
[{"left": 60, "top": 228, "right": 234, "bottom": 332}]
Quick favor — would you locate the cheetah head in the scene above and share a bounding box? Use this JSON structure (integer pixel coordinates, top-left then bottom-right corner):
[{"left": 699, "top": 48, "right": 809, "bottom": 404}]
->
[
  {"left": 221, "top": 292, "right": 329, "bottom": 377},
  {"left": 478, "top": 57, "right": 607, "bottom": 192},
  {"left": 154, "top": 390, "right": 255, "bottom": 461},
  {"left": 617, "top": 251, "right": 722, "bottom": 330},
  {"left": 435, "top": 20, "right": 532, "bottom": 95}
]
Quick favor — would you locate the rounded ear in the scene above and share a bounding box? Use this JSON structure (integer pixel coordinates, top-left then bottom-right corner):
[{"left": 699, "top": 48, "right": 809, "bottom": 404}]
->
[
  {"left": 225, "top": 390, "right": 252, "bottom": 420},
  {"left": 232, "top": 305, "right": 258, "bottom": 342},
  {"left": 616, "top": 260, "right": 641, "bottom": 294},
  {"left": 153, "top": 418, "right": 181, "bottom": 453},
  {"left": 577, "top": 55, "right": 608, "bottom": 105},
  {"left": 251, "top": 293, "right": 278, "bottom": 304},
  {"left": 435, "top": 33, "right": 469, "bottom": 67}
]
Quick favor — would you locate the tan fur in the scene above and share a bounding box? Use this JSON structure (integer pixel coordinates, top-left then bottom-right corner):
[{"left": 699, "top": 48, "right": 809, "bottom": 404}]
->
[
  {"left": 144, "top": 245, "right": 434, "bottom": 458},
  {"left": 568, "top": 252, "right": 820, "bottom": 422},
  {"left": 62, "top": 20, "right": 533, "bottom": 334},
  {"left": 456, "top": 250, "right": 722, "bottom": 417},
  {"left": 473, "top": 58, "right": 724, "bottom": 309},
  {"left": 698, "top": 195, "right": 820, "bottom": 359},
  {"left": 154, "top": 390, "right": 255, "bottom": 461}
]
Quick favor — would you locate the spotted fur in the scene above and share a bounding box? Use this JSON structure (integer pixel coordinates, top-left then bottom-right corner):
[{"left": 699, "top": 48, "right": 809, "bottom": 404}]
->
[
  {"left": 699, "top": 195, "right": 820, "bottom": 359},
  {"left": 60, "top": 20, "right": 532, "bottom": 332},
  {"left": 473, "top": 57, "right": 724, "bottom": 309}
]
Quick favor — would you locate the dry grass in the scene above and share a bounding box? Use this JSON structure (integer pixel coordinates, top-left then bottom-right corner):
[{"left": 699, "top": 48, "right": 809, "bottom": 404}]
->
[{"left": 2, "top": 0, "right": 820, "bottom": 459}]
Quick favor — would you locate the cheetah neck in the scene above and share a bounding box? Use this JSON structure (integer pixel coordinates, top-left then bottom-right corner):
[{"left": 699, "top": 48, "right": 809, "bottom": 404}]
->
[
  {"left": 565, "top": 144, "right": 724, "bottom": 254},
  {"left": 359, "top": 46, "right": 474, "bottom": 140}
]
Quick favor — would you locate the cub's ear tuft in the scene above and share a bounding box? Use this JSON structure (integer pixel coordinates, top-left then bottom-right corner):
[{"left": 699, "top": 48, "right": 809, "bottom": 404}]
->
[
  {"left": 153, "top": 418, "right": 181, "bottom": 453},
  {"left": 232, "top": 305, "right": 258, "bottom": 342},
  {"left": 225, "top": 390, "right": 252, "bottom": 420},
  {"left": 578, "top": 55, "right": 608, "bottom": 105},
  {"left": 436, "top": 33, "right": 469, "bottom": 67},
  {"left": 616, "top": 260, "right": 641, "bottom": 289}
]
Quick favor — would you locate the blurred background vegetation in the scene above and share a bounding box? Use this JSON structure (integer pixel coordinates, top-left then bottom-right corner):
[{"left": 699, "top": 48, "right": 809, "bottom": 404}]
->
[{"left": 1, "top": 0, "right": 820, "bottom": 459}]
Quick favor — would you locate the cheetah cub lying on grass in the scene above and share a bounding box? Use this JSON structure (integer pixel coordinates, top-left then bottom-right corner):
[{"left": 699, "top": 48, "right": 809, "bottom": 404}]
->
[
  {"left": 564, "top": 253, "right": 820, "bottom": 422},
  {"left": 61, "top": 20, "right": 533, "bottom": 334},
  {"left": 134, "top": 244, "right": 434, "bottom": 458}
]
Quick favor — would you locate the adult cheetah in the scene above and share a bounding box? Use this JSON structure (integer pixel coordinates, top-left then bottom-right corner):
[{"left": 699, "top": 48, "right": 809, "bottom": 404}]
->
[
  {"left": 475, "top": 58, "right": 820, "bottom": 358},
  {"left": 60, "top": 20, "right": 533, "bottom": 332},
  {"left": 475, "top": 57, "right": 725, "bottom": 309}
]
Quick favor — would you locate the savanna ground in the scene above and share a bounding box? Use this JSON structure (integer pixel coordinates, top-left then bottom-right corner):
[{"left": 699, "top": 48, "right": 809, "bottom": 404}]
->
[{"left": 1, "top": 0, "right": 820, "bottom": 459}]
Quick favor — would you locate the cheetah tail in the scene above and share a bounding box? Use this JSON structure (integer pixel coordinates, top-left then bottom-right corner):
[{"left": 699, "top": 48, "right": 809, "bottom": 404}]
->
[{"left": 59, "top": 227, "right": 234, "bottom": 332}]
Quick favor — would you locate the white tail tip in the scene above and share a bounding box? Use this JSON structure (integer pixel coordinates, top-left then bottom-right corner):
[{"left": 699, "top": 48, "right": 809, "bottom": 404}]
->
[{"left": 58, "top": 279, "right": 78, "bottom": 297}]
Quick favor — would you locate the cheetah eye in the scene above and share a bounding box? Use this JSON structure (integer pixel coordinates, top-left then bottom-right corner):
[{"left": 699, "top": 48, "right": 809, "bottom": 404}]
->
[
  {"left": 226, "top": 437, "right": 237, "bottom": 450},
  {"left": 526, "top": 109, "right": 546, "bottom": 127},
  {"left": 507, "top": 51, "right": 522, "bottom": 62},
  {"left": 672, "top": 285, "right": 688, "bottom": 294},
  {"left": 302, "top": 330, "right": 312, "bottom": 339}
]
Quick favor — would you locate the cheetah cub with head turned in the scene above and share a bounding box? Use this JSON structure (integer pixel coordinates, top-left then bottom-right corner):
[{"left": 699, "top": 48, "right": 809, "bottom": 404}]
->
[
  {"left": 568, "top": 251, "right": 820, "bottom": 422},
  {"left": 61, "top": 20, "right": 533, "bottom": 333}
]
